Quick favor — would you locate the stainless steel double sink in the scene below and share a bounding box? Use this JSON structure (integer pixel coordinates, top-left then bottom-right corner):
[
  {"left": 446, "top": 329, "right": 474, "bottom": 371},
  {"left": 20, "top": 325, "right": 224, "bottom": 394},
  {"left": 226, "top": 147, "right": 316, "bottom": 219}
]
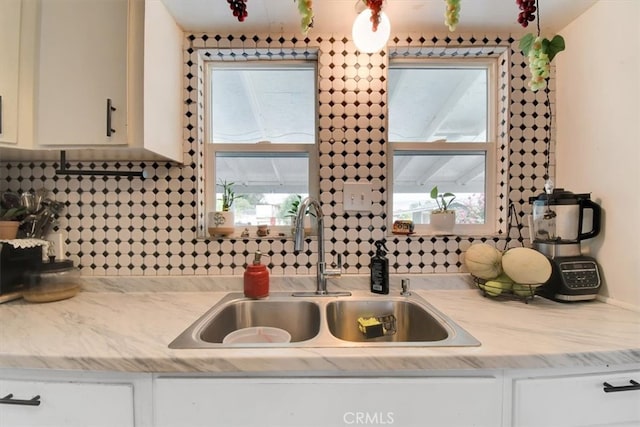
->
[{"left": 169, "top": 291, "right": 480, "bottom": 348}]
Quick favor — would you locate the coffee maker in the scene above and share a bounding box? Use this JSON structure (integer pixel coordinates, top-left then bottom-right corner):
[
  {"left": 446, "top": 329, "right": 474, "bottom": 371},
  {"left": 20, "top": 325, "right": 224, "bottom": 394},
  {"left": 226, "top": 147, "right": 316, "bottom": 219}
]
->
[{"left": 529, "top": 188, "right": 602, "bottom": 301}]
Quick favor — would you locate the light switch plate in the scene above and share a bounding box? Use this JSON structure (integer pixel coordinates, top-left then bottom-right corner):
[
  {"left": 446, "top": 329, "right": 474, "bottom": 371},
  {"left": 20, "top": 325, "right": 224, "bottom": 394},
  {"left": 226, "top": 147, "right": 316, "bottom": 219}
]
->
[{"left": 343, "top": 182, "right": 372, "bottom": 212}]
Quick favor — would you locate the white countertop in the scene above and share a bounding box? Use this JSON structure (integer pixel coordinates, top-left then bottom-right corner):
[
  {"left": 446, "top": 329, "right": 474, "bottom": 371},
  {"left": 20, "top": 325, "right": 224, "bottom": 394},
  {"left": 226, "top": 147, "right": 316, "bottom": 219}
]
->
[{"left": 1, "top": 275, "right": 639, "bottom": 374}]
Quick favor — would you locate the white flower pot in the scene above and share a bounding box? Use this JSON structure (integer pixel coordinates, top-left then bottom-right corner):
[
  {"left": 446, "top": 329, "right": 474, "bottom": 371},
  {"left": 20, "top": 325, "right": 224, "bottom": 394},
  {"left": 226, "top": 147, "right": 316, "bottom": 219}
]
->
[
  {"left": 430, "top": 210, "right": 456, "bottom": 234},
  {"left": 208, "top": 211, "right": 234, "bottom": 237}
]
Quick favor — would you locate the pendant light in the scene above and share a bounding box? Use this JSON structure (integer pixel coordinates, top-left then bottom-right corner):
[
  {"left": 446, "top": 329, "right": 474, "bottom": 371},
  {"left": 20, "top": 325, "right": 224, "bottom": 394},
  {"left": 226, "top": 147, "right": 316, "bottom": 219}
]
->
[{"left": 351, "top": 8, "right": 391, "bottom": 53}]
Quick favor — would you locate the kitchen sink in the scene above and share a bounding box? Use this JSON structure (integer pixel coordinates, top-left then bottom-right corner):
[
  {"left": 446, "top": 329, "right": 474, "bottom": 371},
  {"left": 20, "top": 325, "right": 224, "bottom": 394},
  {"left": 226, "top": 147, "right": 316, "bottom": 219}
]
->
[{"left": 169, "top": 292, "right": 480, "bottom": 349}]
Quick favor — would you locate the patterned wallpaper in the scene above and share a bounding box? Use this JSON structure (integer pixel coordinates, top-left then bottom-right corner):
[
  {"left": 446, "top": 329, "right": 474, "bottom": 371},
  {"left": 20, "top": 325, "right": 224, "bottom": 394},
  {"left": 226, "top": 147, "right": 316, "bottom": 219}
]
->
[{"left": 0, "top": 31, "right": 554, "bottom": 277}]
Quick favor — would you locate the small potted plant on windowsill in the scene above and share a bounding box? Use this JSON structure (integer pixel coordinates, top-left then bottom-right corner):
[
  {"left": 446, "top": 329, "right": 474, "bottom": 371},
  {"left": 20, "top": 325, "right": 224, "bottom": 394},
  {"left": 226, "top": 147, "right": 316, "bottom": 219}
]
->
[
  {"left": 429, "top": 186, "right": 456, "bottom": 235},
  {"left": 0, "top": 192, "right": 26, "bottom": 240},
  {"left": 208, "top": 180, "right": 241, "bottom": 237}
]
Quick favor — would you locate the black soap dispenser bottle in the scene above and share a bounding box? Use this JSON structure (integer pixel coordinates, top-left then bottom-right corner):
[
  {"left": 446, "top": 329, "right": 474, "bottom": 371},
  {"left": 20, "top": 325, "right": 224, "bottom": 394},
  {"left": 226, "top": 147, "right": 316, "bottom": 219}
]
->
[{"left": 370, "top": 240, "right": 389, "bottom": 294}]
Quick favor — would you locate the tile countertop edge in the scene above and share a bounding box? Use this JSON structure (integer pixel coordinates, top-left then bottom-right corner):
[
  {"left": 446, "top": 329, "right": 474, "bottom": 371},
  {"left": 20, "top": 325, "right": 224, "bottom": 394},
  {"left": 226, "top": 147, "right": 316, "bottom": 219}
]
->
[{"left": 1, "top": 274, "right": 639, "bottom": 373}]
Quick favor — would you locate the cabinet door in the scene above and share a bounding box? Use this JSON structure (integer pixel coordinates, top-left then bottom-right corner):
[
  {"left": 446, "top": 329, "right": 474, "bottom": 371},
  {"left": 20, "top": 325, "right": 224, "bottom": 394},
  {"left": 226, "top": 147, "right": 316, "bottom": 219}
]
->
[
  {"left": 513, "top": 370, "right": 640, "bottom": 427},
  {"left": 0, "top": 378, "right": 134, "bottom": 427},
  {"left": 35, "top": 0, "right": 128, "bottom": 146},
  {"left": 0, "top": 0, "right": 21, "bottom": 145},
  {"left": 155, "top": 376, "right": 502, "bottom": 427}
]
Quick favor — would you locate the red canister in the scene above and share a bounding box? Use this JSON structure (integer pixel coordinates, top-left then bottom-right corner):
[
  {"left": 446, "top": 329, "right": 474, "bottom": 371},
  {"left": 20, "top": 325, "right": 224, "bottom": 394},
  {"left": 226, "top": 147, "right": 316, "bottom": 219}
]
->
[{"left": 244, "top": 251, "right": 269, "bottom": 299}]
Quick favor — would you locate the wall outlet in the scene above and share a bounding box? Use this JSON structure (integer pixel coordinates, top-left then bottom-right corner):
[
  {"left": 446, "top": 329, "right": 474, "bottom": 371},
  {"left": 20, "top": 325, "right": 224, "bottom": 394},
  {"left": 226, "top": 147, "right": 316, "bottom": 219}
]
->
[{"left": 343, "top": 182, "right": 372, "bottom": 212}]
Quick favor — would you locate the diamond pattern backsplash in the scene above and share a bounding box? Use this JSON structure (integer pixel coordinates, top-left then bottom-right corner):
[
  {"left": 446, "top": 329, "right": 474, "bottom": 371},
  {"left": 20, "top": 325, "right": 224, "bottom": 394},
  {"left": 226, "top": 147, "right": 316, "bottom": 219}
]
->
[{"left": 0, "top": 32, "right": 554, "bottom": 276}]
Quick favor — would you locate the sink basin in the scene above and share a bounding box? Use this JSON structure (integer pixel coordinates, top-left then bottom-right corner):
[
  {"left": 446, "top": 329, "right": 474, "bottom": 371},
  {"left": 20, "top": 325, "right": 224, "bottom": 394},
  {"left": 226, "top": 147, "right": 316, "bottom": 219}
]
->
[
  {"left": 169, "top": 291, "right": 479, "bottom": 349},
  {"left": 326, "top": 299, "right": 449, "bottom": 343},
  {"left": 169, "top": 294, "right": 321, "bottom": 348}
]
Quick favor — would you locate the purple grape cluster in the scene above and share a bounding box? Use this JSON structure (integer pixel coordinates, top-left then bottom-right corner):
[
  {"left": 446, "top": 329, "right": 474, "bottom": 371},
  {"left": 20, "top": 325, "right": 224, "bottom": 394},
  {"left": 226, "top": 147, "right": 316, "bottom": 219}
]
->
[
  {"left": 227, "top": 0, "right": 248, "bottom": 22},
  {"left": 516, "top": 0, "right": 536, "bottom": 28}
]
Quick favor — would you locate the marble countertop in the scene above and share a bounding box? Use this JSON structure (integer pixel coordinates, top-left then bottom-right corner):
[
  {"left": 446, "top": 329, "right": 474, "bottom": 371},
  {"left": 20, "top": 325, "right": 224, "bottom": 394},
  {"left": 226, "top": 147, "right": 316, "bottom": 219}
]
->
[{"left": 1, "top": 275, "right": 639, "bottom": 374}]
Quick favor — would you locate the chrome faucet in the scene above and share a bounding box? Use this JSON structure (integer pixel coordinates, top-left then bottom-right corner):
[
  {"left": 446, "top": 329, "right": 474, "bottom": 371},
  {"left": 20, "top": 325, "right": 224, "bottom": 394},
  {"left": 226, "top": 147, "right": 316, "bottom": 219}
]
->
[{"left": 293, "top": 197, "right": 350, "bottom": 297}]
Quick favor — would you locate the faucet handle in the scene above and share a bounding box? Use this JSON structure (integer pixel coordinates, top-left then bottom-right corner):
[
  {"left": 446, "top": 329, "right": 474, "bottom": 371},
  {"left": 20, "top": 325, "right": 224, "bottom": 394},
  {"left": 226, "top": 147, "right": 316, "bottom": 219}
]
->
[
  {"left": 331, "top": 253, "right": 343, "bottom": 269},
  {"left": 401, "top": 278, "right": 411, "bottom": 296},
  {"left": 324, "top": 253, "right": 342, "bottom": 279}
]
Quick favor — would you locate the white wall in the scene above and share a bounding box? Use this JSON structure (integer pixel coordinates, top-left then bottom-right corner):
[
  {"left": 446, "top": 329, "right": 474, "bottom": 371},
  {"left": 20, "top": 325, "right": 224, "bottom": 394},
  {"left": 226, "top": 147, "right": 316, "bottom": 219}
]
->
[{"left": 556, "top": 0, "right": 640, "bottom": 308}]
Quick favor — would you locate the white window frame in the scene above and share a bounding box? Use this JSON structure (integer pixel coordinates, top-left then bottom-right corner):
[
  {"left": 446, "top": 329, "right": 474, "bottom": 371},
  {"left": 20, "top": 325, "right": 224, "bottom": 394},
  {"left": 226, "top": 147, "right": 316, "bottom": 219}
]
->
[
  {"left": 203, "top": 60, "right": 319, "bottom": 237},
  {"left": 388, "top": 57, "right": 498, "bottom": 236}
]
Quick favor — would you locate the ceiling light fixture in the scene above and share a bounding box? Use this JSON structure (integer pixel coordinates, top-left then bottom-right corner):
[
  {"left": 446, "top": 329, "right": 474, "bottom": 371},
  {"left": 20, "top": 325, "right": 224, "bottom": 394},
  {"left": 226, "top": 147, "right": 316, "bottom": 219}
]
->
[{"left": 351, "top": 8, "right": 391, "bottom": 53}]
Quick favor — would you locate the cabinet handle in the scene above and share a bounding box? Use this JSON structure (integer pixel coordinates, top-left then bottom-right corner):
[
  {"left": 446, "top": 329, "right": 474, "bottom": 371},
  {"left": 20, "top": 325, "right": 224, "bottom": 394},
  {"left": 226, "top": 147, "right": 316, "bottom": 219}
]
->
[
  {"left": 603, "top": 379, "right": 640, "bottom": 393},
  {"left": 0, "top": 393, "right": 42, "bottom": 406},
  {"left": 1, "top": 95, "right": 3, "bottom": 134},
  {"left": 106, "top": 98, "right": 116, "bottom": 136}
]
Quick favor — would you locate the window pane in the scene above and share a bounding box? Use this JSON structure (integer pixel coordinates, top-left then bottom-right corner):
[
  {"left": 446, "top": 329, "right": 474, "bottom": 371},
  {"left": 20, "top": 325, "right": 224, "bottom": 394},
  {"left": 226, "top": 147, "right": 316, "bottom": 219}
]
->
[
  {"left": 215, "top": 153, "right": 309, "bottom": 226},
  {"left": 388, "top": 68, "right": 487, "bottom": 143},
  {"left": 210, "top": 66, "right": 315, "bottom": 144},
  {"left": 393, "top": 152, "right": 486, "bottom": 225}
]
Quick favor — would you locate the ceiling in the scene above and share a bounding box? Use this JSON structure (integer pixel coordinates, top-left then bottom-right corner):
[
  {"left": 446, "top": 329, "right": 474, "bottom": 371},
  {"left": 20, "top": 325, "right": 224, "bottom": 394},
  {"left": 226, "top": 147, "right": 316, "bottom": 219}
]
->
[{"left": 160, "top": 0, "right": 597, "bottom": 35}]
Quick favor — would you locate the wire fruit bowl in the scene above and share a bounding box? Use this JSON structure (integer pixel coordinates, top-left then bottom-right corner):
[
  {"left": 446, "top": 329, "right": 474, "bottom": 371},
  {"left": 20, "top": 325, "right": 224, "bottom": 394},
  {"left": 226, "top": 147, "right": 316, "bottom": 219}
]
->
[{"left": 472, "top": 276, "right": 542, "bottom": 303}]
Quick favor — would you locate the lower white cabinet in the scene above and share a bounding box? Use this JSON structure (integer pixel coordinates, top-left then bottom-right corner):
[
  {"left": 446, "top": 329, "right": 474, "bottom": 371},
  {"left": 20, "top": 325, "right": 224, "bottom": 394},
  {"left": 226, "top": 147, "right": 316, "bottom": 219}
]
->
[
  {"left": 153, "top": 375, "right": 503, "bottom": 427},
  {"left": 0, "top": 370, "right": 152, "bottom": 427},
  {"left": 2, "top": 364, "right": 639, "bottom": 426},
  {"left": 510, "top": 368, "right": 640, "bottom": 427}
]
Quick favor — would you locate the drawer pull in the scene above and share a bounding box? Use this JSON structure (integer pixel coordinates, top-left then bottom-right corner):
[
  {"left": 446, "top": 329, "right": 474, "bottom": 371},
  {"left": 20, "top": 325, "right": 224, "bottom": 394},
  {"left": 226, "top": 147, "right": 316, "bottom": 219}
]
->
[
  {"left": 603, "top": 379, "right": 640, "bottom": 393},
  {"left": 0, "top": 393, "right": 42, "bottom": 406},
  {"left": 106, "top": 98, "right": 116, "bottom": 136}
]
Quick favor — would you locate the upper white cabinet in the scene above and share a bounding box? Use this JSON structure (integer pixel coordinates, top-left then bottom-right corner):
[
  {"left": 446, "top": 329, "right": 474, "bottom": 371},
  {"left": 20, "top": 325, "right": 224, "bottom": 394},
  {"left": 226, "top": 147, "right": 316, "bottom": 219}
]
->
[
  {"left": 36, "top": 0, "right": 129, "bottom": 147},
  {"left": 0, "top": 0, "right": 184, "bottom": 162},
  {"left": 0, "top": 0, "right": 22, "bottom": 145}
]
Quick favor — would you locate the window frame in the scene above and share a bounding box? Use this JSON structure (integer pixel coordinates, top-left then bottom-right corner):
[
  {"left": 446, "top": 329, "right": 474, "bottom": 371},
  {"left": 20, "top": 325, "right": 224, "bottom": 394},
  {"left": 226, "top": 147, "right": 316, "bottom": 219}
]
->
[
  {"left": 387, "top": 57, "right": 499, "bottom": 236},
  {"left": 203, "top": 59, "right": 319, "bottom": 237}
]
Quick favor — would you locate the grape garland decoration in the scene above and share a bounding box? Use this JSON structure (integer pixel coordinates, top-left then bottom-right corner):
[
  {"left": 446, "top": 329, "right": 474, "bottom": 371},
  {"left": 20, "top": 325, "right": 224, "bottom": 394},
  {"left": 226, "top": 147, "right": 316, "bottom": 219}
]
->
[
  {"left": 517, "top": 0, "right": 565, "bottom": 92},
  {"left": 444, "top": 0, "right": 461, "bottom": 32},
  {"left": 363, "top": 0, "right": 384, "bottom": 32},
  {"left": 227, "top": 0, "right": 248, "bottom": 22},
  {"left": 516, "top": 0, "right": 537, "bottom": 28},
  {"left": 296, "top": 0, "right": 314, "bottom": 34}
]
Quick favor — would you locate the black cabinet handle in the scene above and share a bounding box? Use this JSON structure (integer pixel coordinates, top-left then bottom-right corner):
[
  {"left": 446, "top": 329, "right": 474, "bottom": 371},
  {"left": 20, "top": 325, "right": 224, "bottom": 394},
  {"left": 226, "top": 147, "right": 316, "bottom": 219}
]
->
[
  {"left": 0, "top": 393, "right": 42, "bottom": 406},
  {"left": 106, "top": 98, "right": 116, "bottom": 136},
  {"left": 603, "top": 379, "right": 640, "bottom": 393}
]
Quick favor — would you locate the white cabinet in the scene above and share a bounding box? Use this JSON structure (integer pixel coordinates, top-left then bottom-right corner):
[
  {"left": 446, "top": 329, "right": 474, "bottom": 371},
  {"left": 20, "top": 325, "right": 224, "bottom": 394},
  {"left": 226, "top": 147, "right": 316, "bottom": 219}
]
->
[
  {"left": 511, "top": 368, "right": 640, "bottom": 427},
  {"left": 0, "top": 0, "right": 22, "bottom": 145},
  {"left": 154, "top": 375, "right": 503, "bottom": 427},
  {"left": 35, "top": 0, "right": 128, "bottom": 147},
  {"left": 0, "top": 0, "right": 184, "bottom": 162},
  {"left": 0, "top": 379, "right": 134, "bottom": 427}
]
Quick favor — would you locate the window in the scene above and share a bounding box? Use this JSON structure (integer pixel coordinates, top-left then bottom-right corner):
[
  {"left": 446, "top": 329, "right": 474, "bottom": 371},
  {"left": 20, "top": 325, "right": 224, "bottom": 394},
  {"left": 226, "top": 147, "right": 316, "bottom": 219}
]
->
[
  {"left": 388, "top": 58, "right": 498, "bottom": 235},
  {"left": 205, "top": 59, "right": 318, "bottom": 233}
]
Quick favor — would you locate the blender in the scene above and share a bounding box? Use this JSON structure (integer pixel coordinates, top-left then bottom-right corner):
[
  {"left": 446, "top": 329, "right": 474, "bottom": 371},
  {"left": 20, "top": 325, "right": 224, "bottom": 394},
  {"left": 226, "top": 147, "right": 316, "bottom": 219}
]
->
[{"left": 529, "top": 188, "right": 602, "bottom": 301}]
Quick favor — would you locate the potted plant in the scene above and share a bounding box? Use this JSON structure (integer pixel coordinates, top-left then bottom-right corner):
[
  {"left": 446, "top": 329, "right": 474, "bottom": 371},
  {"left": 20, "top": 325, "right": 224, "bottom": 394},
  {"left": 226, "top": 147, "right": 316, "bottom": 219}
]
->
[
  {"left": 208, "top": 180, "right": 241, "bottom": 237},
  {"left": 0, "top": 192, "right": 26, "bottom": 240},
  {"left": 429, "top": 186, "right": 456, "bottom": 234},
  {"left": 285, "top": 195, "right": 314, "bottom": 236}
]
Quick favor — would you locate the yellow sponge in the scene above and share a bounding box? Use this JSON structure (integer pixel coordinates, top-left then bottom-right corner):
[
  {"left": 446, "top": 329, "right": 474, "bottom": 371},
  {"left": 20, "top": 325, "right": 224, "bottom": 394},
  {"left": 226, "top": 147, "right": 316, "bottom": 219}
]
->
[{"left": 357, "top": 316, "right": 384, "bottom": 338}]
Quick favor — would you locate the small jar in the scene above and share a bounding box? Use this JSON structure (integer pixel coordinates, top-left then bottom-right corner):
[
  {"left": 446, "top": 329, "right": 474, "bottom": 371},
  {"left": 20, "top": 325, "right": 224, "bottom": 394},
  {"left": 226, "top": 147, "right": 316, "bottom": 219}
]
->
[{"left": 24, "top": 259, "right": 81, "bottom": 303}]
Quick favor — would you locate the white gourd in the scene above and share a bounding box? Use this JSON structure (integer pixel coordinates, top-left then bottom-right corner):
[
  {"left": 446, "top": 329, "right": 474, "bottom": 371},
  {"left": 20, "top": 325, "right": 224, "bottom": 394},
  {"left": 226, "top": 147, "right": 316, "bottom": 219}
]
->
[
  {"left": 501, "top": 247, "right": 552, "bottom": 284},
  {"left": 463, "top": 243, "right": 503, "bottom": 280}
]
